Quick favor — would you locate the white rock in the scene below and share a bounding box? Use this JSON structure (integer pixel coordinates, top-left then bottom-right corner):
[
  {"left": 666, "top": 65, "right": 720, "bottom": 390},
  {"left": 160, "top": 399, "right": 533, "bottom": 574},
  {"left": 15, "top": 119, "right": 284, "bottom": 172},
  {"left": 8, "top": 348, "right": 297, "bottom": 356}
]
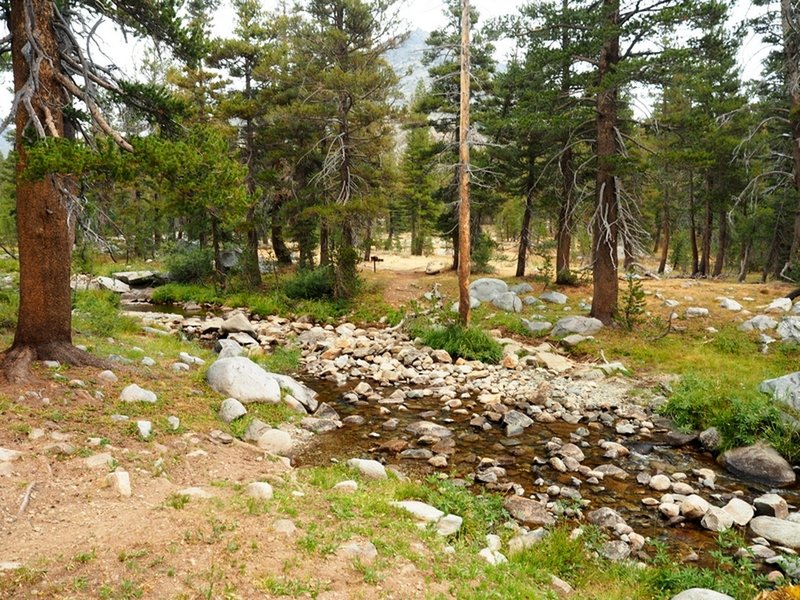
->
[
  {"left": 680, "top": 495, "right": 710, "bottom": 519},
  {"left": 722, "top": 497, "right": 754, "bottom": 526},
  {"left": 0, "top": 447, "right": 21, "bottom": 462},
  {"left": 245, "top": 481, "right": 274, "bottom": 500},
  {"left": 347, "top": 458, "right": 387, "bottom": 479},
  {"left": 84, "top": 453, "right": 114, "bottom": 469},
  {"left": 206, "top": 357, "right": 282, "bottom": 404},
  {"left": 178, "top": 487, "right": 213, "bottom": 499},
  {"left": 256, "top": 429, "right": 293, "bottom": 455},
  {"left": 106, "top": 471, "right": 131, "bottom": 497},
  {"left": 391, "top": 500, "right": 444, "bottom": 522},
  {"left": 218, "top": 398, "right": 247, "bottom": 423},
  {"left": 649, "top": 474, "right": 671, "bottom": 491},
  {"left": 436, "top": 514, "right": 463, "bottom": 536},
  {"left": 98, "top": 370, "right": 118, "bottom": 383},
  {"left": 136, "top": 420, "right": 152, "bottom": 439},
  {"left": 120, "top": 384, "right": 157, "bottom": 403},
  {"left": 333, "top": 480, "right": 358, "bottom": 493}
]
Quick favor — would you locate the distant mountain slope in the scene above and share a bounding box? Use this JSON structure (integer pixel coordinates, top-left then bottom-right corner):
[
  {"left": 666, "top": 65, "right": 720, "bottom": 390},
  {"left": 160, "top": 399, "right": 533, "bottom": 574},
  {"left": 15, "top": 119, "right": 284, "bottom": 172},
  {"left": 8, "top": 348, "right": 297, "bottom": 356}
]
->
[{"left": 387, "top": 28, "right": 430, "bottom": 104}]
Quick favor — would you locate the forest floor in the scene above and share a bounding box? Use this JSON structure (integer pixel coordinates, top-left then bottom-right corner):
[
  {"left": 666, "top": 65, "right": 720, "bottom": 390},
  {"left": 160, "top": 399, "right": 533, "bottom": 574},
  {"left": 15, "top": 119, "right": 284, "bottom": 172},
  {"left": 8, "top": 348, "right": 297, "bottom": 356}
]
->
[{"left": 1, "top": 246, "right": 799, "bottom": 599}]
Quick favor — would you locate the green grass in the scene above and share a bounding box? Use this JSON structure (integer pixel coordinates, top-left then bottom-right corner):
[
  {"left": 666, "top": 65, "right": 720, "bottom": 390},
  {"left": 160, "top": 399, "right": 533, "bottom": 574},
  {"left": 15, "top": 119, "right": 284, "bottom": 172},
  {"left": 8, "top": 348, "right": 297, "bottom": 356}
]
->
[
  {"left": 253, "top": 345, "right": 301, "bottom": 374},
  {"left": 72, "top": 289, "right": 139, "bottom": 337},
  {"left": 409, "top": 321, "right": 503, "bottom": 364}
]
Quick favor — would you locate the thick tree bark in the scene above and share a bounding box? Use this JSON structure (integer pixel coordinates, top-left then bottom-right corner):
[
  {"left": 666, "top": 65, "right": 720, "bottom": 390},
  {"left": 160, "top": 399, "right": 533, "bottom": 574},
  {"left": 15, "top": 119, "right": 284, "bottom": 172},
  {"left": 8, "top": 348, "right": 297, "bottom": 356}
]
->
[
  {"left": 712, "top": 209, "right": 728, "bottom": 277},
  {"left": 516, "top": 190, "right": 533, "bottom": 278},
  {"left": 319, "top": 223, "right": 330, "bottom": 266},
  {"left": 689, "top": 172, "right": 699, "bottom": 276},
  {"left": 589, "top": 0, "right": 620, "bottom": 325},
  {"left": 2, "top": 0, "right": 104, "bottom": 381}
]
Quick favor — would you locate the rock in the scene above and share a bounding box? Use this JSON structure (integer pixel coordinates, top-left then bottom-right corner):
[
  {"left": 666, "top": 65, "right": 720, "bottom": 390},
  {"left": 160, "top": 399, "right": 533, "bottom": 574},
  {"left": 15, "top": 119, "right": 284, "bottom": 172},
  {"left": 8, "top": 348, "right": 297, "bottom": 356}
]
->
[
  {"left": 760, "top": 372, "right": 800, "bottom": 410},
  {"left": 434, "top": 514, "right": 463, "bottom": 536},
  {"left": 492, "top": 292, "right": 523, "bottom": 313},
  {"left": 425, "top": 261, "right": 445, "bottom": 275},
  {"left": 256, "top": 429, "right": 293, "bottom": 455},
  {"left": 218, "top": 398, "right": 247, "bottom": 423},
  {"left": 750, "top": 516, "right": 800, "bottom": 548},
  {"left": 701, "top": 507, "right": 734, "bottom": 532},
  {"left": 450, "top": 297, "right": 481, "bottom": 312},
  {"left": 469, "top": 278, "right": 509, "bottom": 302},
  {"left": 766, "top": 298, "right": 793, "bottom": 313},
  {"left": 722, "top": 497, "right": 754, "bottom": 526},
  {"left": 206, "top": 357, "right": 281, "bottom": 404},
  {"left": 670, "top": 590, "right": 734, "bottom": 600},
  {"left": 220, "top": 312, "right": 257, "bottom": 337},
  {"left": 719, "top": 298, "right": 742, "bottom": 312},
  {"left": 136, "top": 420, "right": 152, "bottom": 439},
  {"left": 215, "top": 338, "right": 243, "bottom": 357},
  {"left": 522, "top": 320, "right": 552, "bottom": 334},
  {"left": 549, "top": 574, "right": 574, "bottom": 597},
  {"left": 273, "top": 519, "right": 297, "bottom": 537},
  {"left": 508, "top": 529, "right": 548, "bottom": 554},
  {"left": 558, "top": 443, "right": 585, "bottom": 462},
  {"left": 245, "top": 482, "right": 273, "bottom": 501},
  {"left": 0, "top": 447, "right": 21, "bottom": 462},
  {"left": 167, "top": 416, "right": 180, "bottom": 430},
  {"left": 777, "top": 317, "right": 800, "bottom": 343},
  {"left": 96, "top": 276, "right": 130, "bottom": 293},
  {"left": 243, "top": 418, "right": 270, "bottom": 442},
  {"left": 685, "top": 307, "right": 709, "bottom": 318},
  {"left": 535, "top": 352, "right": 572, "bottom": 373},
  {"left": 333, "top": 480, "right": 358, "bottom": 493},
  {"left": 112, "top": 270, "right": 158, "bottom": 286},
  {"left": 587, "top": 507, "right": 626, "bottom": 530},
  {"left": 271, "top": 373, "right": 319, "bottom": 412},
  {"left": 600, "top": 540, "right": 630, "bottom": 561},
  {"left": 106, "top": 471, "right": 131, "bottom": 497},
  {"left": 391, "top": 500, "right": 444, "bottom": 522},
  {"left": 141, "top": 357, "right": 156, "bottom": 367},
  {"left": 178, "top": 487, "right": 214, "bottom": 499},
  {"left": 179, "top": 352, "right": 205, "bottom": 366},
  {"left": 84, "top": 453, "right": 114, "bottom": 469},
  {"left": 504, "top": 495, "right": 555, "bottom": 526},
  {"left": 754, "top": 493, "right": 789, "bottom": 519},
  {"left": 540, "top": 290, "right": 568, "bottom": 304},
  {"left": 119, "top": 384, "right": 157, "bottom": 403},
  {"left": 719, "top": 443, "right": 796, "bottom": 487},
  {"left": 739, "top": 315, "right": 778, "bottom": 332},
  {"left": 98, "top": 370, "right": 118, "bottom": 383},
  {"left": 503, "top": 410, "right": 534, "bottom": 436},
  {"left": 510, "top": 282, "right": 534, "bottom": 295},
  {"left": 680, "top": 495, "right": 710, "bottom": 519},
  {"left": 698, "top": 427, "right": 721, "bottom": 451},
  {"left": 337, "top": 540, "right": 377, "bottom": 563},
  {"left": 406, "top": 421, "right": 452, "bottom": 438},
  {"left": 551, "top": 316, "right": 603, "bottom": 337},
  {"left": 649, "top": 474, "right": 672, "bottom": 492},
  {"left": 347, "top": 458, "right": 387, "bottom": 479}
]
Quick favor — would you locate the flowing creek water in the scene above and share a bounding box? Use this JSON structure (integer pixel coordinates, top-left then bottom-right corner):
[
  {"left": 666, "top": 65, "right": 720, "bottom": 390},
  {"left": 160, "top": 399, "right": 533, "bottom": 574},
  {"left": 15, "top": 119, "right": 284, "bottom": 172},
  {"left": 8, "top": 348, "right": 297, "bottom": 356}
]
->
[{"left": 294, "top": 377, "right": 800, "bottom": 565}]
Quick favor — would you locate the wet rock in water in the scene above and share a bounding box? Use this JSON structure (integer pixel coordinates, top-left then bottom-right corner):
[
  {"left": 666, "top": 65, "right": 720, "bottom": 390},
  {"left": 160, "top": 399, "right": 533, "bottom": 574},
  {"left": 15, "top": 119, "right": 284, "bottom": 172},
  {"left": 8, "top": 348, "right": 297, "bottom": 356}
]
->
[
  {"left": 206, "top": 357, "right": 281, "bottom": 404},
  {"left": 391, "top": 500, "right": 444, "bottom": 522},
  {"left": 600, "top": 540, "right": 630, "bottom": 561},
  {"left": 504, "top": 496, "right": 555, "bottom": 527},
  {"left": 557, "top": 443, "right": 585, "bottom": 462},
  {"left": 649, "top": 474, "right": 671, "bottom": 492},
  {"left": 406, "top": 421, "right": 452, "bottom": 438},
  {"left": 220, "top": 312, "right": 257, "bottom": 337},
  {"left": 503, "top": 410, "right": 533, "bottom": 436},
  {"left": 400, "top": 448, "right": 433, "bottom": 460},
  {"left": 120, "top": 384, "right": 157, "bottom": 403},
  {"left": 347, "top": 458, "right": 387, "bottom": 479},
  {"left": 679, "top": 495, "right": 710, "bottom": 519},
  {"left": 218, "top": 398, "right": 247, "bottom": 423},
  {"left": 754, "top": 493, "right": 789, "bottom": 519},
  {"left": 587, "top": 507, "right": 626, "bottom": 530},
  {"left": 551, "top": 316, "right": 603, "bottom": 337},
  {"left": 722, "top": 498, "right": 754, "bottom": 526},
  {"left": 670, "top": 590, "right": 734, "bottom": 600},
  {"left": 701, "top": 507, "right": 734, "bottom": 532},
  {"left": 301, "top": 417, "right": 339, "bottom": 434},
  {"left": 665, "top": 431, "right": 698, "bottom": 446},
  {"left": 719, "top": 443, "right": 796, "bottom": 487},
  {"left": 750, "top": 516, "right": 800, "bottom": 548},
  {"left": 343, "top": 415, "right": 365, "bottom": 425},
  {"left": 759, "top": 372, "right": 800, "bottom": 410},
  {"left": 594, "top": 464, "right": 628, "bottom": 480}
]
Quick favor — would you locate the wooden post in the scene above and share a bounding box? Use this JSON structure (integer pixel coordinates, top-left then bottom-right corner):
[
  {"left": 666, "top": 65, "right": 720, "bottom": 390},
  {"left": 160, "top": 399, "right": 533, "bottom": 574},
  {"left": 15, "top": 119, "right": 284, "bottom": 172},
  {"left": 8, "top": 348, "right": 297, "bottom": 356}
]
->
[{"left": 457, "top": 0, "right": 471, "bottom": 327}]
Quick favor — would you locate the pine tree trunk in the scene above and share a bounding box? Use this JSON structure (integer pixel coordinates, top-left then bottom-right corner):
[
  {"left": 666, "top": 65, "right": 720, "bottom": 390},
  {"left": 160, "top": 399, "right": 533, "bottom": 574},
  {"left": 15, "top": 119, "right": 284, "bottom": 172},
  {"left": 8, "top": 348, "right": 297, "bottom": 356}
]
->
[
  {"left": 516, "top": 189, "right": 533, "bottom": 277},
  {"left": 713, "top": 209, "right": 728, "bottom": 277},
  {"left": 658, "top": 207, "right": 670, "bottom": 274},
  {"left": 781, "top": 0, "right": 800, "bottom": 273},
  {"left": 363, "top": 220, "right": 372, "bottom": 261},
  {"left": 2, "top": 0, "right": 104, "bottom": 381},
  {"left": 243, "top": 205, "right": 262, "bottom": 288},
  {"left": 271, "top": 220, "right": 292, "bottom": 265},
  {"left": 689, "top": 173, "right": 699, "bottom": 276},
  {"left": 589, "top": 0, "right": 620, "bottom": 325},
  {"left": 738, "top": 239, "right": 751, "bottom": 282},
  {"left": 320, "top": 223, "right": 330, "bottom": 266},
  {"left": 556, "top": 146, "right": 575, "bottom": 283},
  {"left": 700, "top": 194, "right": 712, "bottom": 277}
]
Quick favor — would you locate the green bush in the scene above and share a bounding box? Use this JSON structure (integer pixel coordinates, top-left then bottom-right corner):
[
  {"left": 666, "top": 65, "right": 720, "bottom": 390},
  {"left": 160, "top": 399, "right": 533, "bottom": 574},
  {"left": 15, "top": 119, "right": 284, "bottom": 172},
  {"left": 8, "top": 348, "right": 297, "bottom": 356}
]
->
[
  {"left": 164, "top": 246, "right": 213, "bottom": 283},
  {"left": 471, "top": 233, "right": 496, "bottom": 274},
  {"left": 72, "top": 290, "right": 138, "bottom": 337},
  {"left": 283, "top": 267, "right": 335, "bottom": 300},
  {"left": 0, "top": 288, "right": 18, "bottom": 329},
  {"left": 151, "top": 283, "right": 222, "bottom": 305},
  {"left": 411, "top": 322, "right": 503, "bottom": 364}
]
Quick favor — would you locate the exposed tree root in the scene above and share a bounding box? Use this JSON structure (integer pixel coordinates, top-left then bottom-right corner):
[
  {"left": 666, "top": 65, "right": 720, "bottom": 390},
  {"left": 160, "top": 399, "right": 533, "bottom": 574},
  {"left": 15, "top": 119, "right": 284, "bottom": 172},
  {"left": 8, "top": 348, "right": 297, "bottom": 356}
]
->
[{"left": 0, "top": 342, "right": 108, "bottom": 384}]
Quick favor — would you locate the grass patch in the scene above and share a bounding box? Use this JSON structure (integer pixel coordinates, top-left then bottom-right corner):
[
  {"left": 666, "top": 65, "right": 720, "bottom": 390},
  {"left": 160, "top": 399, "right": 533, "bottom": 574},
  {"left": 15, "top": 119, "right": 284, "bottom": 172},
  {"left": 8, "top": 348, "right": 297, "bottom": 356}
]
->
[
  {"left": 253, "top": 345, "right": 301, "bottom": 374},
  {"left": 259, "top": 575, "right": 328, "bottom": 598},
  {"left": 72, "top": 290, "right": 139, "bottom": 337},
  {"left": 150, "top": 283, "right": 223, "bottom": 305},
  {"left": 409, "top": 321, "right": 503, "bottom": 364}
]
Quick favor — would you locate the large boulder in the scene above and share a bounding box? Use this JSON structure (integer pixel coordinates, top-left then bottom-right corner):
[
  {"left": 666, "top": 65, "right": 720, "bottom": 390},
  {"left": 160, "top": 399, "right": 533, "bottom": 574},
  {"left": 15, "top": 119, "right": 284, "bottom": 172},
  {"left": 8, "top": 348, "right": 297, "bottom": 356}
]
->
[
  {"left": 750, "top": 516, "right": 800, "bottom": 548},
  {"left": 760, "top": 372, "right": 800, "bottom": 410},
  {"left": 551, "top": 316, "right": 603, "bottom": 337},
  {"left": 220, "top": 313, "right": 257, "bottom": 337},
  {"left": 206, "top": 357, "right": 281, "bottom": 404},
  {"left": 469, "top": 278, "right": 508, "bottom": 302},
  {"left": 540, "top": 290, "right": 568, "bottom": 305},
  {"left": 766, "top": 297, "right": 793, "bottom": 313},
  {"left": 738, "top": 315, "right": 778, "bottom": 332},
  {"left": 96, "top": 276, "right": 130, "bottom": 293},
  {"left": 719, "top": 443, "right": 796, "bottom": 487},
  {"left": 777, "top": 316, "right": 800, "bottom": 344},
  {"left": 491, "top": 292, "right": 523, "bottom": 313}
]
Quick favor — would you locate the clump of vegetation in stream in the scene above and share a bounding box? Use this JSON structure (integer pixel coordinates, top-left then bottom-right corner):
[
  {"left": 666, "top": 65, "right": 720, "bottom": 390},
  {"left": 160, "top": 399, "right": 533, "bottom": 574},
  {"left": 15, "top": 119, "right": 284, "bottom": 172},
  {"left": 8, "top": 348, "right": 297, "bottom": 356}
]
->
[{"left": 407, "top": 319, "right": 503, "bottom": 364}]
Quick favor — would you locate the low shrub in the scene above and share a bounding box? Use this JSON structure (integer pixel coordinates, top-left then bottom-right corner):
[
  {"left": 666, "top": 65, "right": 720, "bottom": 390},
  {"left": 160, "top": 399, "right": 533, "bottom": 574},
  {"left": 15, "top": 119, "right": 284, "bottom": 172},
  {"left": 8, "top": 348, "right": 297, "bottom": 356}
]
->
[
  {"left": 283, "top": 267, "right": 335, "bottom": 300},
  {"left": 410, "top": 321, "right": 502, "bottom": 364},
  {"left": 165, "top": 246, "right": 213, "bottom": 284}
]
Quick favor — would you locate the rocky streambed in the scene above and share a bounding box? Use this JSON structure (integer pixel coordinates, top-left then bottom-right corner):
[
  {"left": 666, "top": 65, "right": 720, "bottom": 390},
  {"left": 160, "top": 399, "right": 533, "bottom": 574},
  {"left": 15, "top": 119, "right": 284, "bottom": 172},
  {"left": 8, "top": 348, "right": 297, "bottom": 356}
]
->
[{"left": 131, "top": 306, "right": 800, "bottom": 579}]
